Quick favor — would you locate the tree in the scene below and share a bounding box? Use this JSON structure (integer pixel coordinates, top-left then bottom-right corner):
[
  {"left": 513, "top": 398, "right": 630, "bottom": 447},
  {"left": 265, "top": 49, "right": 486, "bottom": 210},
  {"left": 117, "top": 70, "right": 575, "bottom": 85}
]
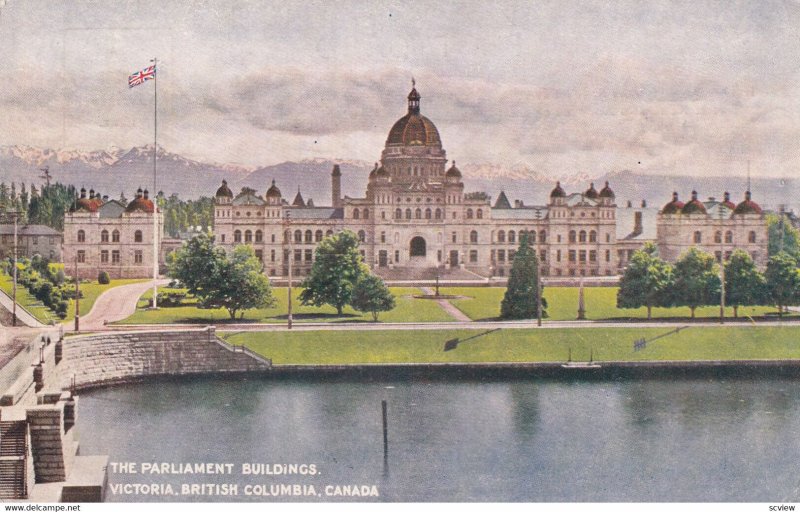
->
[
  {"left": 350, "top": 273, "right": 396, "bottom": 321},
  {"left": 767, "top": 214, "right": 800, "bottom": 261},
  {"left": 764, "top": 251, "right": 800, "bottom": 317},
  {"left": 724, "top": 250, "right": 766, "bottom": 318},
  {"left": 617, "top": 242, "right": 674, "bottom": 319},
  {"left": 299, "top": 230, "right": 368, "bottom": 315},
  {"left": 672, "top": 247, "right": 720, "bottom": 318},
  {"left": 500, "top": 232, "right": 548, "bottom": 319},
  {"left": 168, "top": 233, "right": 275, "bottom": 319}
]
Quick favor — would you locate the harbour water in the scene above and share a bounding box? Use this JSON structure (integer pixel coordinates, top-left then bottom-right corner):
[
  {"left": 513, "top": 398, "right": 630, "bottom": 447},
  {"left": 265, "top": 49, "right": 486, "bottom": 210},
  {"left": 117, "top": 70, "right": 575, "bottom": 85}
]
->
[{"left": 75, "top": 375, "right": 800, "bottom": 502}]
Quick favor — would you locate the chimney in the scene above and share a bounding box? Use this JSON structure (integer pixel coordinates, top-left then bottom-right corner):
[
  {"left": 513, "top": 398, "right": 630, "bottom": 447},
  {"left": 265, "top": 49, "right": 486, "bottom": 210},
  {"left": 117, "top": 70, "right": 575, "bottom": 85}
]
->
[
  {"left": 514, "top": 200, "right": 522, "bottom": 208},
  {"left": 633, "top": 211, "right": 643, "bottom": 236},
  {"left": 641, "top": 199, "right": 647, "bottom": 208},
  {"left": 627, "top": 200, "right": 632, "bottom": 208},
  {"left": 331, "top": 164, "right": 342, "bottom": 208},
  {"left": 143, "top": 189, "right": 149, "bottom": 200}
]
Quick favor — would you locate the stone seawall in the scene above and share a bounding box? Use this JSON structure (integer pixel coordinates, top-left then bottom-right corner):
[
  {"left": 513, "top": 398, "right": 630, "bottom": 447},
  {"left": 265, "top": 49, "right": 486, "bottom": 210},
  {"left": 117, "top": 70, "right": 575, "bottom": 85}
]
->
[{"left": 61, "top": 328, "right": 271, "bottom": 390}]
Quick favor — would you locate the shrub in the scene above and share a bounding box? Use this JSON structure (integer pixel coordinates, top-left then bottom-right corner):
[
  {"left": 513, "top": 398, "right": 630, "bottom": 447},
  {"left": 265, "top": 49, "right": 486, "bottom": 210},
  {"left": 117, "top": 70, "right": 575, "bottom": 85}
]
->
[{"left": 98, "top": 271, "right": 110, "bottom": 284}]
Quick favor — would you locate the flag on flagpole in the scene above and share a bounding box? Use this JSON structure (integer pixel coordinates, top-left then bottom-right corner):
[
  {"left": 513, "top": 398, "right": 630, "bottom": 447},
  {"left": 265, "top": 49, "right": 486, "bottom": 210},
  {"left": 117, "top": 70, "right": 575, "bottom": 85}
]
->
[{"left": 128, "top": 65, "right": 156, "bottom": 88}]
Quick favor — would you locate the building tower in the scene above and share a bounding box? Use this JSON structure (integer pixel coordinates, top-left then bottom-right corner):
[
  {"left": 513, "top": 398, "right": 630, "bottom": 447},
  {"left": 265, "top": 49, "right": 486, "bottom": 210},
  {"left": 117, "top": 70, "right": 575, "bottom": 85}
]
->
[{"left": 331, "top": 165, "right": 342, "bottom": 208}]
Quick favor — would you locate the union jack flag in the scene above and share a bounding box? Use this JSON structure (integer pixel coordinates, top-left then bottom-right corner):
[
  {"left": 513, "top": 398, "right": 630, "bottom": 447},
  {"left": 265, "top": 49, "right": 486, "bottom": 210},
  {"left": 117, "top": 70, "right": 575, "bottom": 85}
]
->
[{"left": 128, "top": 65, "right": 156, "bottom": 88}]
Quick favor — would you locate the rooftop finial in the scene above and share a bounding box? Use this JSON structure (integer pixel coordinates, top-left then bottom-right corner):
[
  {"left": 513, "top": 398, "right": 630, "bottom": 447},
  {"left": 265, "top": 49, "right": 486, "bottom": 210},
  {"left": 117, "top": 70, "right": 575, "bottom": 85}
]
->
[{"left": 412, "top": 76, "right": 415, "bottom": 88}]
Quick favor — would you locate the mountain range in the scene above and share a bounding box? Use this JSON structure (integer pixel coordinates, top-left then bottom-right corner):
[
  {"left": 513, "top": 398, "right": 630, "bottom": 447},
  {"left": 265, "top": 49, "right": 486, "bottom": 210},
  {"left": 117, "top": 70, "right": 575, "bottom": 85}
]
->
[{"left": 0, "top": 145, "right": 795, "bottom": 211}]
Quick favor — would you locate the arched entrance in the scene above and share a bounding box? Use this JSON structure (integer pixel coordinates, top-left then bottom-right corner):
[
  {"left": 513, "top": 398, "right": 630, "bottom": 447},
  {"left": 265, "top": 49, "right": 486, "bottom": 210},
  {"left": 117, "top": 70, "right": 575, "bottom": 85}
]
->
[{"left": 410, "top": 236, "right": 426, "bottom": 257}]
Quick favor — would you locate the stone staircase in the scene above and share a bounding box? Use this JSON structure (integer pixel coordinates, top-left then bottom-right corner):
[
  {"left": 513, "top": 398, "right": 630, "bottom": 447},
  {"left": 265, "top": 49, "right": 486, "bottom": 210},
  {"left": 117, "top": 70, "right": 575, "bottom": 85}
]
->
[{"left": 0, "top": 420, "right": 29, "bottom": 499}]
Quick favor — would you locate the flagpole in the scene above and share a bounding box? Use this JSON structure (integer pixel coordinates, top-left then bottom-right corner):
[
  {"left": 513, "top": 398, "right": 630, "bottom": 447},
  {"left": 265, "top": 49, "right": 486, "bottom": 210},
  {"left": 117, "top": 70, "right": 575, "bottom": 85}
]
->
[{"left": 151, "top": 57, "right": 159, "bottom": 309}]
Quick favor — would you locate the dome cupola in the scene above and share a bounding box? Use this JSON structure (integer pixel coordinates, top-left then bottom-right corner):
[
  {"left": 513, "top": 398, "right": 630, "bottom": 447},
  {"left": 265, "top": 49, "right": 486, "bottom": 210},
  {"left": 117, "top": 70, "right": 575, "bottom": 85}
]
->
[
  {"left": 215, "top": 180, "right": 233, "bottom": 198},
  {"left": 599, "top": 181, "right": 615, "bottom": 199},
  {"left": 733, "top": 190, "right": 762, "bottom": 215},
  {"left": 681, "top": 190, "right": 707, "bottom": 214},
  {"left": 584, "top": 182, "right": 599, "bottom": 199},
  {"left": 385, "top": 81, "right": 442, "bottom": 148},
  {"left": 661, "top": 191, "right": 685, "bottom": 214},
  {"left": 550, "top": 181, "right": 566, "bottom": 199}
]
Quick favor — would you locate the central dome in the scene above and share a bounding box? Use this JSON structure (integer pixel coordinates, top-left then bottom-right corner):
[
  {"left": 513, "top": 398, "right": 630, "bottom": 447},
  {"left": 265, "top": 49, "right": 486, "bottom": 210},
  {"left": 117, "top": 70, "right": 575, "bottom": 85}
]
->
[{"left": 385, "top": 86, "right": 442, "bottom": 148}]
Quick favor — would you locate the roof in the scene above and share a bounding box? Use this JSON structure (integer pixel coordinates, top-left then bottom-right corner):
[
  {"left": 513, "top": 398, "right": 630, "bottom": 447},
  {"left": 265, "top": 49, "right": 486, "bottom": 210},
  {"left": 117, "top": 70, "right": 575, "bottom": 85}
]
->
[
  {"left": 494, "top": 191, "right": 512, "bottom": 209},
  {"left": 232, "top": 193, "right": 266, "bottom": 206},
  {"left": 385, "top": 86, "right": 442, "bottom": 147},
  {"left": 616, "top": 207, "right": 658, "bottom": 241},
  {"left": 98, "top": 200, "right": 126, "bottom": 218},
  {"left": 0, "top": 224, "right": 61, "bottom": 236}
]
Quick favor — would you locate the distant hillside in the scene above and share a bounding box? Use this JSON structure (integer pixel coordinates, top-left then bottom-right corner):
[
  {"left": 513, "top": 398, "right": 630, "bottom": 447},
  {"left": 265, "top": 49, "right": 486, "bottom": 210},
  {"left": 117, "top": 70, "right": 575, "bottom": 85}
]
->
[{"left": 0, "top": 145, "right": 795, "bottom": 211}]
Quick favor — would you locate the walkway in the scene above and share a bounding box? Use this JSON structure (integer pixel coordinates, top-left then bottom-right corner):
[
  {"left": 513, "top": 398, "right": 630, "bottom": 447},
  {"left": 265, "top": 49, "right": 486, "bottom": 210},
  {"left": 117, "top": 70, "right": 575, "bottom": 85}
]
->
[
  {"left": 419, "top": 287, "right": 471, "bottom": 322},
  {"left": 0, "top": 289, "right": 46, "bottom": 328},
  {"left": 80, "top": 279, "right": 169, "bottom": 330}
]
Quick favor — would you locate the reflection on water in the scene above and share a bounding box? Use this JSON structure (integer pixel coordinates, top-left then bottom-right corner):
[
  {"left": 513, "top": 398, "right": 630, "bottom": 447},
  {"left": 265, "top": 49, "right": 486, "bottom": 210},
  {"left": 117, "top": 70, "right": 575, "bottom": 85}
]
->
[{"left": 76, "top": 376, "right": 800, "bottom": 502}]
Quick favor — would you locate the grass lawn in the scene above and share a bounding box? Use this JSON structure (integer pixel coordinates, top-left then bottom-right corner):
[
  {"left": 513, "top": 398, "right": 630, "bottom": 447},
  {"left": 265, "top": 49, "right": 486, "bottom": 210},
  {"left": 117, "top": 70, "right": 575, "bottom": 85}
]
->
[
  {"left": 0, "top": 272, "right": 57, "bottom": 324},
  {"left": 223, "top": 325, "right": 800, "bottom": 365},
  {"left": 63, "top": 279, "right": 147, "bottom": 323},
  {"left": 118, "top": 287, "right": 455, "bottom": 324},
  {"left": 440, "top": 286, "right": 786, "bottom": 322}
]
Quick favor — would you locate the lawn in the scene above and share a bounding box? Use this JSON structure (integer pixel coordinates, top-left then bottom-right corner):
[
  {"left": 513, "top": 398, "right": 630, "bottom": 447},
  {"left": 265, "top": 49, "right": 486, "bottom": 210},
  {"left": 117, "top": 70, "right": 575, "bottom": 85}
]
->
[
  {"left": 223, "top": 325, "right": 800, "bottom": 365},
  {"left": 440, "top": 286, "right": 786, "bottom": 322},
  {"left": 118, "top": 286, "right": 455, "bottom": 324},
  {"left": 0, "top": 272, "right": 57, "bottom": 324}
]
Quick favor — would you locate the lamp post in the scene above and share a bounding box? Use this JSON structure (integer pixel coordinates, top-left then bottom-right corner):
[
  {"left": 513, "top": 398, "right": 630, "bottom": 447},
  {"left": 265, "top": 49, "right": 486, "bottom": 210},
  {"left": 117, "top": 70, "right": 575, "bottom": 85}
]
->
[
  {"left": 0, "top": 207, "right": 19, "bottom": 326},
  {"left": 535, "top": 209, "right": 543, "bottom": 327},
  {"left": 74, "top": 256, "right": 80, "bottom": 332},
  {"left": 718, "top": 205, "right": 726, "bottom": 324},
  {"left": 285, "top": 210, "right": 293, "bottom": 330}
]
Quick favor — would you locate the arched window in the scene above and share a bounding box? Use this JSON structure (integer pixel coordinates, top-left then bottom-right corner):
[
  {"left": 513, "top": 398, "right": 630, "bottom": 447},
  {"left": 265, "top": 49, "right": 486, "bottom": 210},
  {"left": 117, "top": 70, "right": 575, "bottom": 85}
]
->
[
  {"left": 294, "top": 230, "right": 302, "bottom": 243},
  {"left": 529, "top": 230, "right": 536, "bottom": 243},
  {"left": 358, "top": 230, "right": 366, "bottom": 243},
  {"left": 498, "top": 230, "right": 506, "bottom": 243},
  {"left": 363, "top": 209, "right": 369, "bottom": 219},
  {"left": 284, "top": 230, "right": 291, "bottom": 242},
  {"left": 305, "top": 230, "right": 313, "bottom": 243},
  {"left": 353, "top": 209, "right": 360, "bottom": 219},
  {"left": 749, "top": 231, "right": 756, "bottom": 243},
  {"left": 234, "top": 230, "right": 242, "bottom": 243},
  {"left": 466, "top": 208, "right": 474, "bottom": 219},
  {"left": 589, "top": 230, "right": 597, "bottom": 243},
  {"left": 694, "top": 231, "right": 702, "bottom": 243},
  {"left": 569, "top": 230, "right": 577, "bottom": 243},
  {"left": 77, "top": 230, "right": 86, "bottom": 243},
  {"left": 315, "top": 230, "right": 323, "bottom": 242},
  {"left": 415, "top": 208, "right": 422, "bottom": 219},
  {"left": 470, "top": 230, "right": 478, "bottom": 243},
  {"left": 395, "top": 208, "right": 403, "bottom": 219},
  {"left": 100, "top": 230, "right": 109, "bottom": 243},
  {"left": 714, "top": 231, "right": 722, "bottom": 243},
  {"left": 508, "top": 230, "right": 516, "bottom": 244},
  {"left": 255, "top": 230, "right": 263, "bottom": 242},
  {"left": 477, "top": 209, "right": 483, "bottom": 219},
  {"left": 539, "top": 230, "right": 546, "bottom": 243},
  {"left": 112, "top": 230, "right": 120, "bottom": 243},
  {"left": 435, "top": 208, "right": 442, "bottom": 219},
  {"left": 326, "top": 230, "right": 334, "bottom": 237},
  {"left": 134, "top": 230, "right": 143, "bottom": 243},
  {"left": 725, "top": 231, "right": 733, "bottom": 244},
  {"left": 405, "top": 209, "right": 412, "bottom": 220},
  {"left": 245, "top": 230, "right": 253, "bottom": 243},
  {"left": 579, "top": 230, "right": 587, "bottom": 243},
  {"left": 425, "top": 208, "right": 432, "bottom": 219}
]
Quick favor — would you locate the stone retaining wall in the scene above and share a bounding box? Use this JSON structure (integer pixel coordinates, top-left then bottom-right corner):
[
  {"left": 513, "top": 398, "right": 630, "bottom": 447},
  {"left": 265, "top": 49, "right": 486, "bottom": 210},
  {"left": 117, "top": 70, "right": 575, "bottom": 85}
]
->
[{"left": 61, "top": 328, "right": 271, "bottom": 390}]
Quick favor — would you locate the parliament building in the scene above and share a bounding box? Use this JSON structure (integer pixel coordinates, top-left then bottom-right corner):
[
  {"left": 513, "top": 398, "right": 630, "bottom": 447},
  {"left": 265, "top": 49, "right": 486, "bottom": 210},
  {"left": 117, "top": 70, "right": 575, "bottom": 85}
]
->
[{"left": 211, "top": 85, "right": 769, "bottom": 281}]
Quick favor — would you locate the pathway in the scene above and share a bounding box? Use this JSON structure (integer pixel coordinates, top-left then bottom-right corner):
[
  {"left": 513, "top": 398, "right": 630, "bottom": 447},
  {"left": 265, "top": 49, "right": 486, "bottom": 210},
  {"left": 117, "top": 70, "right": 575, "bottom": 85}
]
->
[
  {"left": 0, "top": 289, "right": 46, "bottom": 328},
  {"left": 80, "top": 279, "right": 169, "bottom": 330},
  {"left": 419, "top": 287, "right": 472, "bottom": 322}
]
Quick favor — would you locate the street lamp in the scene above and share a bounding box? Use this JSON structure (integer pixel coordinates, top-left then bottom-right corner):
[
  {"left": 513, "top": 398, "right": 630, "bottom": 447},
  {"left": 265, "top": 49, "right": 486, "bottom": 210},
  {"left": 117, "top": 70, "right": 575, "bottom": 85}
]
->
[
  {"left": 0, "top": 207, "right": 19, "bottom": 326},
  {"left": 284, "top": 210, "right": 293, "bottom": 330},
  {"left": 718, "top": 204, "right": 726, "bottom": 324}
]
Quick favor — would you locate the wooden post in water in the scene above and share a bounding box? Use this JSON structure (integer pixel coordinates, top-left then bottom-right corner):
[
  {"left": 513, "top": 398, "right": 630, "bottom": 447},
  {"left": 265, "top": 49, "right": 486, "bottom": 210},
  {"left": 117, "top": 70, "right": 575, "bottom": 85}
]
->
[{"left": 382, "top": 400, "right": 388, "bottom": 463}]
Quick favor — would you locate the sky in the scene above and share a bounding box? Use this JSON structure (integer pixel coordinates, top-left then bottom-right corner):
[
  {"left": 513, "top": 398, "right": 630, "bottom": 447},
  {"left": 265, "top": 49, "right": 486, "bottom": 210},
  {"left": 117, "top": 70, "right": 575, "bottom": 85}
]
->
[{"left": 0, "top": 0, "right": 799, "bottom": 178}]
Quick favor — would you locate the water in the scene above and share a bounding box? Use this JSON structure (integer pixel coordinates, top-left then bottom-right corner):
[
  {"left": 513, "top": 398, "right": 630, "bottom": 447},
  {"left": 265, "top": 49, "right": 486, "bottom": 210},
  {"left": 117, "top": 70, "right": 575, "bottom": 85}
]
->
[{"left": 75, "top": 375, "right": 800, "bottom": 502}]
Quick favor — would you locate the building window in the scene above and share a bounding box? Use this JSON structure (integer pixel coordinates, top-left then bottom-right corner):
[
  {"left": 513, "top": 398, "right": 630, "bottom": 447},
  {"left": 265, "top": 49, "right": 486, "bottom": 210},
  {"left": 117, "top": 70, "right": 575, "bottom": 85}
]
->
[
  {"left": 271, "top": 250, "right": 276, "bottom": 262},
  {"left": 477, "top": 209, "right": 483, "bottom": 219},
  {"left": 303, "top": 230, "right": 311, "bottom": 243},
  {"left": 294, "top": 230, "right": 302, "bottom": 243},
  {"left": 255, "top": 250, "right": 263, "bottom": 261},
  {"left": 77, "top": 250, "right": 85, "bottom": 263},
  {"left": 497, "top": 230, "right": 506, "bottom": 243},
  {"left": 466, "top": 209, "right": 473, "bottom": 219},
  {"left": 452, "top": 232, "right": 457, "bottom": 243},
  {"left": 725, "top": 231, "right": 733, "bottom": 244},
  {"left": 234, "top": 230, "right": 242, "bottom": 243},
  {"left": 470, "top": 250, "right": 478, "bottom": 263},
  {"left": 77, "top": 230, "right": 86, "bottom": 243},
  {"left": 394, "top": 250, "right": 400, "bottom": 263},
  {"left": 405, "top": 209, "right": 412, "bottom": 220},
  {"left": 568, "top": 250, "right": 576, "bottom": 262},
  {"left": 381, "top": 232, "right": 386, "bottom": 243},
  {"left": 569, "top": 230, "right": 576, "bottom": 243},
  {"left": 498, "top": 250, "right": 505, "bottom": 262},
  {"left": 556, "top": 250, "right": 561, "bottom": 262},
  {"left": 294, "top": 249, "right": 302, "bottom": 262},
  {"left": 606, "top": 233, "right": 611, "bottom": 243},
  {"left": 509, "top": 249, "right": 516, "bottom": 262},
  {"left": 435, "top": 208, "right": 442, "bottom": 219},
  {"left": 579, "top": 250, "right": 586, "bottom": 262},
  {"left": 381, "top": 211, "right": 386, "bottom": 220},
  {"left": 358, "top": 230, "right": 366, "bottom": 243},
  {"left": 540, "top": 230, "right": 546, "bottom": 243},
  {"left": 112, "top": 250, "right": 120, "bottom": 264},
  {"left": 245, "top": 230, "right": 253, "bottom": 243},
  {"left": 470, "top": 230, "right": 478, "bottom": 243},
  {"left": 749, "top": 231, "right": 756, "bottom": 243},
  {"left": 221, "top": 234, "right": 226, "bottom": 243},
  {"left": 134, "top": 230, "right": 143, "bottom": 243},
  {"left": 540, "top": 250, "right": 546, "bottom": 262},
  {"left": 395, "top": 208, "right": 402, "bottom": 219},
  {"left": 363, "top": 209, "right": 369, "bottom": 219},
  {"left": 353, "top": 209, "right": 360, "bottom": 219},
  {"left": 112, "top": 230, "right": 120, "bottom": 243},
  {"left": 589, "top": 250, "right": 597, "bottom": 262},
  {"left": 415, "top": 208, "right": 422, "bottom": 219},
  {"left": 134, "top": 250, "right": 143, "bottom": 264},
  {"left": 714, "top": 231, "right": 722, "bottom": 243},
  {"left": 508, "top": 230, "right": 516, "bottom": 244},
  {"left": 315, "top": 230, "right": 323, "bottom": 242},
  {"left": 101, "top": 230, "right": 109, "bottom": 243},
  {"left": 305, "top": 249, "right": 312, "bottom": 262},
  {"left": 693, "top": 231, "right": 702, "bottom": 243},
  {"left": 100, "top": 250, "right": 109, "bottom": 263},
  {"left": 589, "top": 230, "right": 597, "bottom": 243},
  {"left": 256, "top": 230, "right": 263, "bottom": 242},
  {"left": 579, "top": 230, "right": 587, "bottom": 243},
  {"left": 605, "top": 249, "right": 611, "bottom": 262},
  {"left": 326, "top": 230, "right": 333, "bottom": 237},
  {"left": 425, "top": 208, "right": 432, "bottom": 219}
]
